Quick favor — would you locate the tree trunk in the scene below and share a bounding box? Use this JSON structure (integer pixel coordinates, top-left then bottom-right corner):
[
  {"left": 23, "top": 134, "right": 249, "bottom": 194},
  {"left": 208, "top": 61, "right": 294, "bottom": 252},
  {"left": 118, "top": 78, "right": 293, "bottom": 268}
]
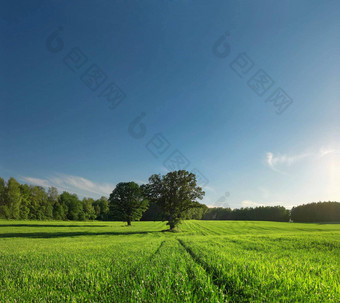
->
[
  {"left": 169, "top": 221, "right": 175, "bottom": 230},
  {"left": 127, "top": 220, "right": 131, "bottom": 226},
  {"left": 169, "top": 214, "right": 175, "bottom": 230}
]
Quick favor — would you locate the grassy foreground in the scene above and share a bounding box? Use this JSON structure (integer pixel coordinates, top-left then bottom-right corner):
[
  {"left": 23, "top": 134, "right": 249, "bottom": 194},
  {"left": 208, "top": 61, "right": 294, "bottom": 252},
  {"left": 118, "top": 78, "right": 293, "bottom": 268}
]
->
[{"left": 0, "top": 220, "right": 339, "bottom": 302}]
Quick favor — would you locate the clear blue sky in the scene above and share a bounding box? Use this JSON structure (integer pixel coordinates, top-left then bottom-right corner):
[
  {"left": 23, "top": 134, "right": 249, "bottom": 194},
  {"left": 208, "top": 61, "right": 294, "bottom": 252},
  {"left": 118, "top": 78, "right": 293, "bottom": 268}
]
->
[{"left": 1, "top": 0, "right": 339, "bottom": 208}]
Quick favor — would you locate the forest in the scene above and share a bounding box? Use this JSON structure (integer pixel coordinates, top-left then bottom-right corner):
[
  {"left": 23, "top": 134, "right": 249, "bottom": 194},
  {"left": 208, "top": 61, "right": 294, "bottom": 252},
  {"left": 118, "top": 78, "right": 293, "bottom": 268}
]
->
[{"left": 0, "top": 177, "right": 339, "bottom": 222}]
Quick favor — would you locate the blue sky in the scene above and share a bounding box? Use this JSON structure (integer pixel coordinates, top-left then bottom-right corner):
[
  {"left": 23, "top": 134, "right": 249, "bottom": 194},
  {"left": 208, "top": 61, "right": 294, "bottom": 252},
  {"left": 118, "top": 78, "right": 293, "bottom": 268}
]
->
[{"left": 1, "top": 0, "right": 339, "bottom": 208}]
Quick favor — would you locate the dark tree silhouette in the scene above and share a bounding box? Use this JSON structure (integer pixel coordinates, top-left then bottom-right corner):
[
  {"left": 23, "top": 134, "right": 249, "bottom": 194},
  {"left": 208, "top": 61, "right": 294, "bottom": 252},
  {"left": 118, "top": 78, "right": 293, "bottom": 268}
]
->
[
  {"left": 291, "top": 202, "right": 340, "bottom": 222},
  {"left": 144, "top": 170, "right": 205, "bottom": 230},
  {"left": 109, "top": 182, "right": 148, "bottom": 226}
]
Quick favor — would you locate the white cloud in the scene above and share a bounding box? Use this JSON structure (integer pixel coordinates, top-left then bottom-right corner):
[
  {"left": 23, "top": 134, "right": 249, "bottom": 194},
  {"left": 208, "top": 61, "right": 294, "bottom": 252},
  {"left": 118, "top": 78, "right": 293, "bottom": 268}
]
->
[
  {"left": 319, "top": 147, "right": 336, "bottom": 158},
  {"left": 21, "top": 174, "right": 115, "bottom": 198},
  {"left": 266, "top": 147, "right": 339, "bottom": 173},
  {"left": 51, "top": 175, "right": 114, "bottom": 196},
  {"left": 21, "top": 177, "right": 51, "bottom": 188},
  {"left": 241, "top": 200, "right": 292, "bottom": 208},
  {"left": 266, "top": 152, "right": 310, "bottom": 172},
  {"left": 241, "top": 200, "right": 264, "bottom": 207}
]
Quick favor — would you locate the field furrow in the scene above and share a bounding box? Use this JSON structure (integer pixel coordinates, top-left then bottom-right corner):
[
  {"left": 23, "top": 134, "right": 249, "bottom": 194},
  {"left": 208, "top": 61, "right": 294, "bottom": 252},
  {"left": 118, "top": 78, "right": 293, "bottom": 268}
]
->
[{"left": 1, "top": 220, "right": 340, "bottom": 302}]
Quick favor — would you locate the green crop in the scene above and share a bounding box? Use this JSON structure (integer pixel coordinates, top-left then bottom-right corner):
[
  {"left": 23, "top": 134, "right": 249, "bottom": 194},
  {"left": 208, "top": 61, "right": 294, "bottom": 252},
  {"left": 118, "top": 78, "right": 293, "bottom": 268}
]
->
[{"left": 1, "top": 220, "right": 339, "bottom": 302}]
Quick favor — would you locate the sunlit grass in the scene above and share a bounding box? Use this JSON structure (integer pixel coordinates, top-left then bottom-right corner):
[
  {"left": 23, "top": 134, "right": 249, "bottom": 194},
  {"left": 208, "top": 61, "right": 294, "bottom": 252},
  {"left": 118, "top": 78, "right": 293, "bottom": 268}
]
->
[{"left": 1, "top": 220, "right": 339, "bottom": 302}]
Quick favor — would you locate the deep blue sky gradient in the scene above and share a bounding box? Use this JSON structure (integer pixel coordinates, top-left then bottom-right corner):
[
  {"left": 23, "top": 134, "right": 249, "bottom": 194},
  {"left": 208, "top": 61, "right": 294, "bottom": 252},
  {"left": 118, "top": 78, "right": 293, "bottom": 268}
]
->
[{"left": 1, "top": 0, "right": 339, "bottom": 207}]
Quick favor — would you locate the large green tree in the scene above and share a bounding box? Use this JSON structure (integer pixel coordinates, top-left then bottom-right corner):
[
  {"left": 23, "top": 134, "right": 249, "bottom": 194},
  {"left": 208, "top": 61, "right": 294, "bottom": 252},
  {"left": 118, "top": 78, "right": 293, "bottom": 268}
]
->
[
  {"left": 145, "top": 170, "right": 205, "bottom": 230},
  {"left": 109, "top": 182, "right": 148, "bottom": 225},
  {"left": 93, "top": 196, "right": 110, "bottom": 220},
  {"left": 48, "top": 187, "right": 59, "bottom": 208},
  {"left": 29, "top": 186, "right": 48, "bottom": 220},
  {"left": 82, "top": 198, "right": 96, "bottom": 220},
  {"left": 19, "top": 184, "right": 31, "bottom": 219},
  {"left": 6, "top": 177, "right": 22, "bottom": 219},
  {"left": 59, "top": 192, "right": 82, "bottom": 220},
  {"left": 0, "top": 178, "right": 7, "bottom": 218}
]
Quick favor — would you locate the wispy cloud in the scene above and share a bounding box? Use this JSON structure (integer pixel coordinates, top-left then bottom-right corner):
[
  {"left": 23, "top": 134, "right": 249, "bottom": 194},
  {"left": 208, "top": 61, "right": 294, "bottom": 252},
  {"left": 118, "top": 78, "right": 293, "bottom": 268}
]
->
[
  {"left": 22, "top": 177, "right": 51, "bottom": 188},
  {"left": 266, "top": 152, "right": 310, "bottom": 172},
  {"left": 241, "top": 200, "right": 291, "bottom": 208},
  {"left": 21, "top": 174, "right": 115, "bottom": 198},
  {"left": 266, "top": 147, "right": 339, "bottom": 173},
  {"left": 319, "top": 147, "right": 336, "bottom": 158},
  {"left": 241, "top": 200, "right": 264, "bottom": 207}
]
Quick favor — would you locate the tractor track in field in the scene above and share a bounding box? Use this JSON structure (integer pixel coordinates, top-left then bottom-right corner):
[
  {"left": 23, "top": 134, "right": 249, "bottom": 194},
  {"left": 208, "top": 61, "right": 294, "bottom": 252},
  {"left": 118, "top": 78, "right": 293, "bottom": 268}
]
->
[
  {"left": 194, "top": 222, "right": 221, "bottom": 235},
  {"left": 177, "top": 239, "right": 226, "bottom": 292},
  {"left": 122, "top": 240, "right": 166, "bottom": 279},
  {"left": 150, "top": 240, "right": 166, "bottom": 259},
  {"left": 177, "top": 238, "right": 247, "bottom": 301},
  {"left": 189, "top": 221, "right": 211, "bottom": 236}
]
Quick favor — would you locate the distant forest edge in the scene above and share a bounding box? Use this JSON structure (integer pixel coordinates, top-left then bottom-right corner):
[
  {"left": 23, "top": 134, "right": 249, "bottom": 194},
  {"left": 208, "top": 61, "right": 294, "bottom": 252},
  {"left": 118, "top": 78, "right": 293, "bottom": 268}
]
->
[{"left": 0, "top": 177, "right": 339, "bottom": 223}]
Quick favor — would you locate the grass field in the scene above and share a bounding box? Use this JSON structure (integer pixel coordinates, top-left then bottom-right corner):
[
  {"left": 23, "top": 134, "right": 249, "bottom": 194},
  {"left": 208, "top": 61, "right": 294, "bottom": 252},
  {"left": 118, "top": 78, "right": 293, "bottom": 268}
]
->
[{"left": 1, "top": 220, "right": 340, "bottom": 302}]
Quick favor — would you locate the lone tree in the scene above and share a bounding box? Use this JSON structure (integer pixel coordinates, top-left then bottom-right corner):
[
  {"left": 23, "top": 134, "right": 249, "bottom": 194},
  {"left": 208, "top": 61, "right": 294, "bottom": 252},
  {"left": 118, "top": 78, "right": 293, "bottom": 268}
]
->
[
  {"left": 145, "top": 170, "right": 205, "bottom": 230},
  {"left": 109, "top": 182, "right": 148, "bottom": 226}
]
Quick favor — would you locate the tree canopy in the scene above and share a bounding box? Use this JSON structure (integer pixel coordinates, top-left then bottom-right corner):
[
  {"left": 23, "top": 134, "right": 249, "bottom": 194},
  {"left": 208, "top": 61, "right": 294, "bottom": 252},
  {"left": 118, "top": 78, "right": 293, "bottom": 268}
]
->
[
  {"left": 291, "top": 202, "right": 340, "bottom": 222},
  {"left": 0, "top": 177, "right": 110, "bottom": 221},
  {"left": 144, "top": 170, "right": 205, "bottom": 230},
  {"left": 202, "top": 206, "right": 289, "bottom": 222},
  {"left": 109, "top": 182, "right": 148, "bottom": 225}
]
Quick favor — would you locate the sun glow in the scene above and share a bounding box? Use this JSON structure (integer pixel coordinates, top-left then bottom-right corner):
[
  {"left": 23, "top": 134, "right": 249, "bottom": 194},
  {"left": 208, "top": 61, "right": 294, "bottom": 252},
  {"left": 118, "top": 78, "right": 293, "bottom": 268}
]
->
[{"left": 328, "top": 155, "right": 340, "bottom": 200}]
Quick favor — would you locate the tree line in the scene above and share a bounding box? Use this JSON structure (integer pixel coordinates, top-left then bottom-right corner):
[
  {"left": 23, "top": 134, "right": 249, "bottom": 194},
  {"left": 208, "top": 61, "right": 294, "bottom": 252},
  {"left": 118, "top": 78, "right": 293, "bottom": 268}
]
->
[
  {"left": 201, "top": 206, "right": 290, "bottom": 221},
  {"left": 1, "top": 174, "right": 339, "bottom": 226},
  {"left": 0, "top": 177, "right": 110, "bottom": 221},
  {"left": 291, "top": 202, "right": 340, "bottom": 222}
]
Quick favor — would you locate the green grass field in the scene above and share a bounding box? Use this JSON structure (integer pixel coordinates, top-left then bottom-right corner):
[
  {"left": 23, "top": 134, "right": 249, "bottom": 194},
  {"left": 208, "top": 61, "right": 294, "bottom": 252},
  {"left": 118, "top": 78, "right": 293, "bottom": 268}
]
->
[{"left": 1, "top": 220, "right": 339, "bottom": 302}]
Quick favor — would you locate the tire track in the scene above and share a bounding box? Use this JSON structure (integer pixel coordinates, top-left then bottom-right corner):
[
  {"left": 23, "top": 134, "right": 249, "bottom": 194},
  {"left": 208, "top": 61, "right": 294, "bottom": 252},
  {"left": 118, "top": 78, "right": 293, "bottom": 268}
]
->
[
  {"left": 121, "top": 240, "right": 166, "bottom": 279},
  {"left": 177, "top": 238, "right": 247, "bottom": 301},
  {"left": 177, "top": 239, "right": 226, "bottom": 291},
  {"left": 196, "top": 221, "right": 221, "bottom": 235},
  {"left": 150, "top": 240, "right": 166, "bottom": 259}
]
